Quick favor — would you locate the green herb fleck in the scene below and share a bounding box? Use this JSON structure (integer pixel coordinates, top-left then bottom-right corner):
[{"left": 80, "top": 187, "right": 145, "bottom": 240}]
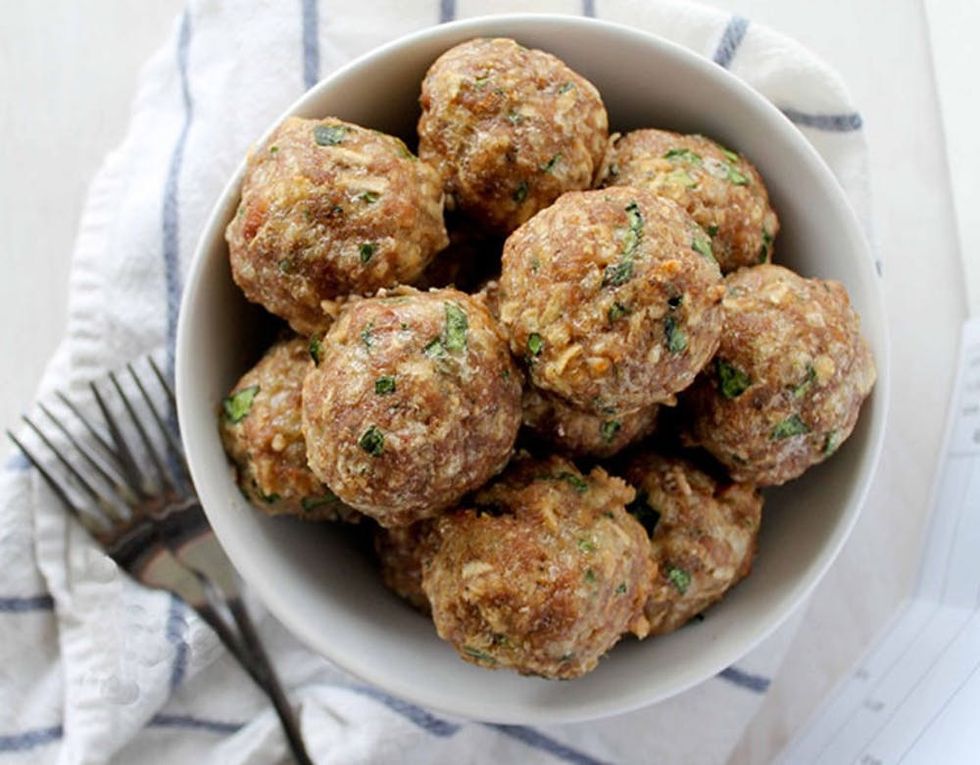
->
[
  {"left": 444, "top": 302, "right": 468, "bottom": 352},
  {"left": 260, "top": 492, "right": 280, "bottom": 504},
  {"left": 602, "top": 261, "right": 634, "bottom": 287},
  {"left": 626, "top": 492, "right": 661, "bottom": 536},
  {"left": 527, "top": 332, "right": 544, "bottom": 357},
  {"left": 558, "top": 472, "right": 588, "bottom": 493},
  {"left": 313, "top": 124, "right": 346, "bottom": 146},
  {"left": 359, "top": 242, "right": 377, "bottom": 263},
  {"left": 600, "top": 420, "right": 621, "bottom": 443},
  {"left": 375, "top": 375, "right": 396, "bottom": 395},
  {"left": 358, "top": 425, "right": 385, "bottom": 456},
  {"left": 393, "top": 139, "right": 417, "bottom": 160},
  {"left": 309, "top": 335, "right": 323, "bottom": 366},
  {"left": 824, "top": 430, "right": 841, "bottom": 456},
  {"left": 540, "top": 154, "right": 562, "bottom": 173},
  {"left": 706, "top": 224, "right": 719, "bottom": 237},
  {"left": 474, "top": 74, "right": 491, "bottom": 88},
  {"left": 558, "top": 82, "right": 575, "bottom": 94},
  {"left": 578, "top": 538, "right": 597, "bottom": 553},
  {"left": 720, "top": 146, "right": 740, "bottom": 163},
  {"left": 530, "top": 256, "right": 541, "bottom": 273},
  {"left": 268, "top": 145, "right": 279, "bottom": 154},
  {"left": 728, "top": 164, "right": 749, "bottom": 185},
  {"left": 301, "top": 491, "right": 342, "bottom": 512},
  {"left": 608, "top": 302, "right": 631, "bottom": 322},
  {"left": 667, "top": 168, "right": 697, "bottom": 187},
  {"left": 506, "top": 109, "right": 524, "bottom": 125},
  {"left": 793, "top": 364, "right": 817, "bottom": 398},
  {"left": 501, "top": 368, "right": 511, "bottom": 380},
  {"left": 667, "top": 567, "right": 691, "bottom": 594},
  {"left": 278, "top": 258, "right": 295, "bottom": 274},
  {"left": 758, "top": 228, "right": 773, "bottom": 263},
  {"left": 223, "top": 385, "right": 259, "bottom": 423},
  {"left": 616, "top": 582, "right": 628, "bottom": 594},
  {"left": 692, "top": 234, "right": 715, "bottom": 261},
  {"left": 463, "top": 645, "right": 497, "bottom": 664},
  {"left": 716, "top": 358, "right": 751, "bottom": 399},
  {"left": 513, "top": 180, "right": 529, "bottom": 203},
  {"left": 358, "top": 191, "right": 380, "bottom": 204},
  {"left": 423, "top": 337, "right": 446, "bottom": 359},
  {"left": 603, "top": 202, "right": 644, "bottom": 287},
  {"left": 361, "top": 321, "right": 374, "bottom": 348},
  {"left": 772, "top": 414, "right": 810, "bottom": 440},
  {"left": 664, "top": 315, "right": 688, "bottom": 354},
  {"left": 584, "top": 568, "right": 597, "bottom": 584},
  {"left": 664, "top": 147, "right": 702, "bottom": 164}
]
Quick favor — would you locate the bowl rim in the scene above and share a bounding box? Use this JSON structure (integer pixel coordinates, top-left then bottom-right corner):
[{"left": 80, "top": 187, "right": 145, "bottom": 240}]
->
[{"left": 176, "top": 12, "right": 890, "bottom": 723}]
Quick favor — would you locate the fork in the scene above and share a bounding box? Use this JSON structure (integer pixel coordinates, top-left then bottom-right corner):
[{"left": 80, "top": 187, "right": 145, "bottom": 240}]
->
[{"left": 7, "top": 357, "right": 314, "bottom": 765}]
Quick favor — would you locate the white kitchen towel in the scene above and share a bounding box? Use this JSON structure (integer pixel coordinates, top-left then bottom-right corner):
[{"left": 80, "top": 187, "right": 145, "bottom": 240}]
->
[{"left": 0, "top": 1, "right": 873, "bottom": 763}]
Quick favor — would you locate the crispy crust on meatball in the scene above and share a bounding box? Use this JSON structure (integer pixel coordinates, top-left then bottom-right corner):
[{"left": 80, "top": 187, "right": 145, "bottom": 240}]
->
[
  {"left": 624, "top": 452, "right": 761, "bottom": 635},
  {"left": 423, "top": 455, "right": 652, "bottom": 679},
  {"left": 597, "top": 129, "right": 779, "bottom": 274},
  {"left": 302, "top": 287, "right": 522, "bottom": 527},
  {"left": 419, "top": 38, "right": 608, "bottom": 234},
  {"left": 522, "top": 387, "right": 658, "bottom": 458},
  {"left": 219, "top": 337, "right": 359, "bottom": 522},
  {"left": 684, "top": 264, "right": 876, "bottom": 485},
  {"left": 226, "top": 116, "right": 448, "bottom": 334},
  {"left": 500, "top": 187, "right": 724, "bottom": 414},
  {"left": 374, "top": 521, "right": 438, "bottom": 613}
]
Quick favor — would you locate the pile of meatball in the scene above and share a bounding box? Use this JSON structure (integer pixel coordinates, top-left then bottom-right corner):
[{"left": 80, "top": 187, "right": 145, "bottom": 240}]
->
[{"left": 220, "top": 38, "right": 876, "bottom": 680}]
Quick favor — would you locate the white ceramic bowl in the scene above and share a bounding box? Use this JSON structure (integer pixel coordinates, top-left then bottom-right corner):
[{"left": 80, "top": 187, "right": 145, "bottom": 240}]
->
[{"left": 176, "top": 14, "right": 889, "bottom": 724}]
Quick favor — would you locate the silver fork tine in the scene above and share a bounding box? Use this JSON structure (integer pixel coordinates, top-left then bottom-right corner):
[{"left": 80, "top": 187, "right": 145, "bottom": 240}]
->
[
  {"left": 148, "top": 357, "right": 177, "bottom": 410},
  {"left": 127, "top": 362, "right": 189, "bottom": 484},
  {"left": 109, "top": 371, "right": 176, "bottom": 495},
  {"left": 7, "top": 430, "right": 109, "bottom": 535},
  {"left": 37, "top": 402, "right": 136, "bottom": 509},
  {"left": 91, "top": 380, "right": 150, "bottom": 500},
  {"left": 56, "top": 392, "right": 145, "bottom": 502}
]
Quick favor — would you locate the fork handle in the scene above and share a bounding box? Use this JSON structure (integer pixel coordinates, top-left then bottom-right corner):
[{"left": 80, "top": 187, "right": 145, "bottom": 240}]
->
[{"left": 227, "top": 597, "right": 315, "bottom": 765}]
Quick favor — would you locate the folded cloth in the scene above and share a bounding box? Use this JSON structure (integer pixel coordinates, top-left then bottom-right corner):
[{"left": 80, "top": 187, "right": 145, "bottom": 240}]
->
[{"left": 0, "top": 1, "right": 871, "bottom": 762}]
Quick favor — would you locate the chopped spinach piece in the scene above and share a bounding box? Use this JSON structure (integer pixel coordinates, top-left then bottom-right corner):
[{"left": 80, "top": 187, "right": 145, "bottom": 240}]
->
[
  {"left": 513, "top": 180, "right": 529, "bottom": 203},
  {"left": 423, "top": 337, "right": 447, "bottom": 359},
  {"left": 603, "top": 201, "right": 644, "bottom": 287},
  {"left": 602, "top": 260, "right": 634, "bottom": 287},
  {"left": 223, "top": 385, "right": 259, "bottom": 423},
  {"left": 268, "top": 145, "right": 279, "bottom": 154},
  {"left": 577, "top": 538, "right": 597, "bottom": 553},
  {"left": 527, "top": 332, "right": 544, "bottom": 357},
  {"left": 616, "top": 582, "right": 628, "bottom": 594},
  {"left": 728, "top": 164, "right": 749, "bottom": 185},
  {"left": 375, "top": 375, "right": 396, "bottom": 395},
  {"left": 361, "top": 322, "right": 374, "bottom": 348},
  {"left": 358, "top": 425, "right": 385, "bottom": 456},
  {"left": 692, "top": 234, "right": 715, "bottom": 261},
  {"left": 664, "top": 315, "right": 688, "bottom": 354},
  {"left": 716, "top": 358, "right": 751, "bottom": 399},
  {"left": 706, "top": 224, "right": 719, "bottom": 237},
  {"left": 558, "top": 472, "right": 588, "bottom": 493},
  {"left": 626, "top": 492, "right": 661, "bottom": 536},
  {"left": 358, "top": 191, "right": 380, "bottom": 204},
  {"left": 667, "top": 566, "right": 691, "bottom": 594},
  {"left": 309, "top": 335, "right": 323, "bottom": 366},
  {"left": 278, "top": 258, "right": 295, "bottom": 274},
  {"left": 772, "top": 414, "right": 810, "bottom": 440},
  {"left": 313, "top": 124, "right": 346, "bottom": 146},
  {"left": 540, "top": 154, "right": 562, "bottom": 173},
  {"left": 260, "top": 491, "right": 280, "bottom": 504},
  {"left": 302, "top": 491, "right": 342, "bottom": 512},
  {"left": 608, "top": 302, "right": 630, "bottom": 322},
  {"left": 667, "top": 168, "right": 697, "bottom": 187},
  {"left": 444, "top": 302, "right": 468, "bottom": 352},
  {"left": 720, "top": 146, "right": 740, "bottom": 163},
  {"left": 474, "top": 74, "right": 491, "bottom": 88},
  {"left": 600, "top": 419, "right": 621, "bottom": 443},
  {"left": 759, "top": 228, "right": 774, "bottom": 263},
  {"left": 793, "top": 364, "right": 817, "bottom": 398},
  {"left": 359, "top": 242, "right": 377, "bottom": 263},
  {"left": 463, "top": 645, "right": 497, "bottom": 664},
  {"left": 664, "top": 147, "right": 702, "bottom": 164},
  {"left": 584, "top": 568, "right": 597, "bottom": 584},
  {"left": 558, "top": 81, "right": 575, "bottom": 94},
  {"left": 823, "top": 430, "right": 841, "bottom": 456},
  {"left": 506, "top": 110, "right": 524, "bottom": 125}
]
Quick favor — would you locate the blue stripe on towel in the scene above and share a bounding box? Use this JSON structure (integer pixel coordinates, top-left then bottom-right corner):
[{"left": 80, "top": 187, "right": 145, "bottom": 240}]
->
[
  {"left": 0, "top": 594, "right": 54, "bottom": 613},
  {"left": 718, "top": 665, "right": 771, "bottom": 693},
  {"left": 582, "top": 0, "right": 596, "bottom": 17},
  {"left": 346, "top": 685, "right": 461, "bottom": 736},
  {"left": 781, "top": 107, "right": 864, "bottom": 132},
  {"left": 301, "top": 0, "right": 320, "bottom": 89},
  {"left": 162, "top": 9, "right": 194, "bottom": 378},
  {"left": 149, "top": 713, "right": 244, "bottom": 735},
  {"left": 439, "top": 0, "right": 456, "bottom": 23},
  {"left": 165, "top": 593, "right": 189, "bottom": 691},
  {"left": 0, "top": 725, "right": 63, "bottom": 753},
  {"left": 4, "top": 452, "right": 30, "bottom": 472},
  {"left": 485, "top": 725, "right": 610, "bottom": 765},
  {"left": 713, "top": 15, "right": 750, "bottom": 68}
]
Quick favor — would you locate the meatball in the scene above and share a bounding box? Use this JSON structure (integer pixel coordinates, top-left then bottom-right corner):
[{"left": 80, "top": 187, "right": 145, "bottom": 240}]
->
[
  {"left": 684, "top": 264, "right": 876, "bottom": 485},
  {"left": 624, "top": 452, "right": 761, "bottom": 635},
  {"left": 418, "top": 38, "right": 608, "bottom": 234},
  {"left": 597, "top": 129, "right": 779, "bottom": 274},
  {"left": 226, "top": 116, "right": 448, "bottom": 334},
  {"left": 374, "top": 521, "right": 438, "bottom": 613},
  {"left": 302, "top": 287, "right": 522, "bottom": 527},
  {"left": 499, "top": 186, "right": 724, "bottom": 414},
  {"left": 219, "top": 337, "right": 358, "bottom": 522},
  {"left": 423, "top": 455, "right": 652, "bottom": 679},
  {"left": 522, "top": 387, "right": 659, "bottom": 458}
]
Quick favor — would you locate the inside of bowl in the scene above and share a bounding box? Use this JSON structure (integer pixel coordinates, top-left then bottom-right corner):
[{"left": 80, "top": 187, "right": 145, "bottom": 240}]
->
[{"left": 179, "top": 15, "right": 887, "bottom": 723}]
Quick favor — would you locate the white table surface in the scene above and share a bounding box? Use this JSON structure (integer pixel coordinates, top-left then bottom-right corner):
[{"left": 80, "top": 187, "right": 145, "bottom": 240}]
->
[{"left": 0, "top": 2, "right": 970, "bottom": 763}]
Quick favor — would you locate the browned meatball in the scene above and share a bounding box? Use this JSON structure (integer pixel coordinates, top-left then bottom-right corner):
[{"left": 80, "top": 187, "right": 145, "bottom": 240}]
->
[
  {"left": 423, "top": 454, "right": 652, "bottom": 679},
  {"left": 500, "top": 187, "right": 724, "bottom": 414},
  {"left": 219, "top": 337, "right": 358, "bottom": 522},
  {"left": 302, "top": 287, "right": 522, "bottom": 527},
  {"left": 684, "top": 264, "right": 876, "bottom": 485},
  {"left": 374, "top": 521, "right": 438, "bottom": 613},
  {"left": 522, "top": 387, "right": 659, "bottom": 458},
  {"left": 418, "top": 38, "right": 608, "bottom": 234},
  {"left": 624, "top": 452, "right": 761, "bottom": 635},
  {"left": 226, "top": 116, "right": 448, "bottom": 334},
  {"left": 597, "top": 129, "right": 779, "bottom": 274}
]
